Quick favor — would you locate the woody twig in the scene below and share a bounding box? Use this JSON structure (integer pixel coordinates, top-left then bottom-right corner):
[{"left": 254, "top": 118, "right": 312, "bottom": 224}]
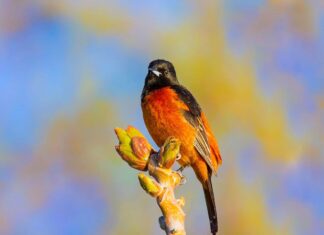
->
[{"left": 115, "top": 126, "right": 186, "bottom": 235}]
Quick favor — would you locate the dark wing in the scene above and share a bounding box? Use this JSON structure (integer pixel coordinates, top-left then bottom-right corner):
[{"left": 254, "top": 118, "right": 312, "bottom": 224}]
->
[{"left": 170, "top": 85, "right": 215, "bottom": 171}]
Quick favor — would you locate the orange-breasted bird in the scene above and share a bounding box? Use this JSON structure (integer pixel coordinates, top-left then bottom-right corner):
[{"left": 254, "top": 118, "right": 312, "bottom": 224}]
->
[{"left": 141, "top": 59, "right": 222, "bottom": 234}]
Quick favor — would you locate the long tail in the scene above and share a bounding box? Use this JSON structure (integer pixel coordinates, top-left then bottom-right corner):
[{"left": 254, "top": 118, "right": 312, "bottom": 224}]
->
[{"left": 203, "top": 173, "right": 218, "bottom": 235}]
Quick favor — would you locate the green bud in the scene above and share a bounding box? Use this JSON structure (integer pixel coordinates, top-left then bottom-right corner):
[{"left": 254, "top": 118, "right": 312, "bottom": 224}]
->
[{"left": 138, "top": 173, "right": 162, "bottom": 197}]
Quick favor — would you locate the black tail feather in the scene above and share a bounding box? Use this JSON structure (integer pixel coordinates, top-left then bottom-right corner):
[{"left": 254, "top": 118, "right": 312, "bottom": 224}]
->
[{"left": 203, "top": 174, "right": 218, "bottom": 235}]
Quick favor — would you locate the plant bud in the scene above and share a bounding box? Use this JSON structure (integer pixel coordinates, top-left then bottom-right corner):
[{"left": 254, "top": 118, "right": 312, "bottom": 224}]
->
[
  {"left": 159, "top": 137, "right": 181, "bottom": 169},
  {"left": 114, "top": 126, "right": 152, "bottom": 171},
  {"left": 138, "top": 173, "right": 162, "bottom": 197}
]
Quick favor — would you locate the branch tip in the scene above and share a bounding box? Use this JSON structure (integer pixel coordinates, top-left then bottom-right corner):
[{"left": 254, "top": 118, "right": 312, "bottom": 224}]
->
[{"left": 114, "top": 126, "right": 186, "bottom": 235}]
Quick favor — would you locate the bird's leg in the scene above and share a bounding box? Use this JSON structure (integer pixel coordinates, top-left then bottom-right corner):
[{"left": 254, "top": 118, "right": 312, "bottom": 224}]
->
[{"left": 176, "top": 166, "right": 185, "bottom": 172}]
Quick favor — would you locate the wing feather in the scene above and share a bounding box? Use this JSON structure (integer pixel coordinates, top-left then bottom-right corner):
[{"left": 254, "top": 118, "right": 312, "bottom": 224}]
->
[
  {"left": 193, "top": 117, "right": 216, "bottom": 173},
  {"left": 171, "top": 84, "right": 217, "bottom": 173}
]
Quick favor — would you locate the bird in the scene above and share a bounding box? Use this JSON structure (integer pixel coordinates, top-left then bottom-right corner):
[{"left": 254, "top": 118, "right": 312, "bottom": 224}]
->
[{"left": 141, "top": 59, "right": 222, "bottom": 234}]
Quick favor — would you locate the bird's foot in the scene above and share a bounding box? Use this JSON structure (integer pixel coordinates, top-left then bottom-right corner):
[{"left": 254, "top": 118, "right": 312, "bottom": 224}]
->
[
  {"left": 179, "top": 175, "right": 187, "bottom": 185},
  {"left": 175, "top": 169, "right": 186, "bottom": 185}
]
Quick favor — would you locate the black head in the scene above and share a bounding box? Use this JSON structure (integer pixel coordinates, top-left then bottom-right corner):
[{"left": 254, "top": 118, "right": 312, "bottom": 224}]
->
[{"left": 143, "top": 59, "right": 179, "bottom": 92}]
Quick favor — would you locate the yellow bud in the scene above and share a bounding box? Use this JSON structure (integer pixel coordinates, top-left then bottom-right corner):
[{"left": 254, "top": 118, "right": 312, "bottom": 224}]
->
[
  {"left": 114, "top": 127, "right": 151, "bottom": 171},
  {"left": 159, "top": 137, "right": 181, "bottom": 169},
  {"left": 126, "top": 125, "right": 145, "bottom": 138},
  {"left": 138, "top": 173, "right": 162, "bottom": 197}
]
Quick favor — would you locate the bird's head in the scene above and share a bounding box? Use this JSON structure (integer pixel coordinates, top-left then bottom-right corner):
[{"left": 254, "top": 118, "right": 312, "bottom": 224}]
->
[{"left": 144, "top": 59, "right": 179, "bottom": 90}]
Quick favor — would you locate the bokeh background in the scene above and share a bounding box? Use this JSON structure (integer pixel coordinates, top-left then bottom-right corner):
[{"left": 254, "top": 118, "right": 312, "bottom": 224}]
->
[{"left": 0, "top": 1, "right": 323, "bottom": 234}]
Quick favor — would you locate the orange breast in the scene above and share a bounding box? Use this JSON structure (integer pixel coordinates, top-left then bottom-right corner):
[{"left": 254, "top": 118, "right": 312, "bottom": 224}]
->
[{"left": 141, "top": 87, "right": 196, "bottom": 166}]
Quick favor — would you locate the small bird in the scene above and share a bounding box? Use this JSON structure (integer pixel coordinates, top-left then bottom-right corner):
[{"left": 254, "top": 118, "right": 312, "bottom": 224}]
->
[{"left": 141, "top": 59, "right": 222, "bottom": 234}]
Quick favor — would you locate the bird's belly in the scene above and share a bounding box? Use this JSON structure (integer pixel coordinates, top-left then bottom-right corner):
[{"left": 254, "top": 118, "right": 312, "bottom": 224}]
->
[{"left": 142, "top": 92, "right": 196, "bottom": 166}]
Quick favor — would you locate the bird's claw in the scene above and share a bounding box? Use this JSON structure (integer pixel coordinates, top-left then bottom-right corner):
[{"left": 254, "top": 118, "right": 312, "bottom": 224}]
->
[
  {"left": 175, "top": 171, "right": 186, "bottom": 185},
  {"left": 180, "top": 175, "right": 186, "bottom": 185}
]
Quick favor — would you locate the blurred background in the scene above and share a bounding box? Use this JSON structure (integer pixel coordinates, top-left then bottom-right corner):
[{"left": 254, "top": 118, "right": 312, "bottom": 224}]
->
[{"left": 0, "top": 1, "right": 323, "bottom": 234}]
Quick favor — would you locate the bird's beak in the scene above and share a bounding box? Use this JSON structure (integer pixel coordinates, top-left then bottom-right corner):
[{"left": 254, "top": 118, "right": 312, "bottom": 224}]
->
[{"left": 149, "top": 68, "right": 161, "bottom": 77}]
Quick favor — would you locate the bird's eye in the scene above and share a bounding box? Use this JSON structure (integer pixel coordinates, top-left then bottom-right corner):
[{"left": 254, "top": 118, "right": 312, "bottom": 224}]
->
[{"left": 164, "top": 70, "right": 168, "bottom": 76}]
